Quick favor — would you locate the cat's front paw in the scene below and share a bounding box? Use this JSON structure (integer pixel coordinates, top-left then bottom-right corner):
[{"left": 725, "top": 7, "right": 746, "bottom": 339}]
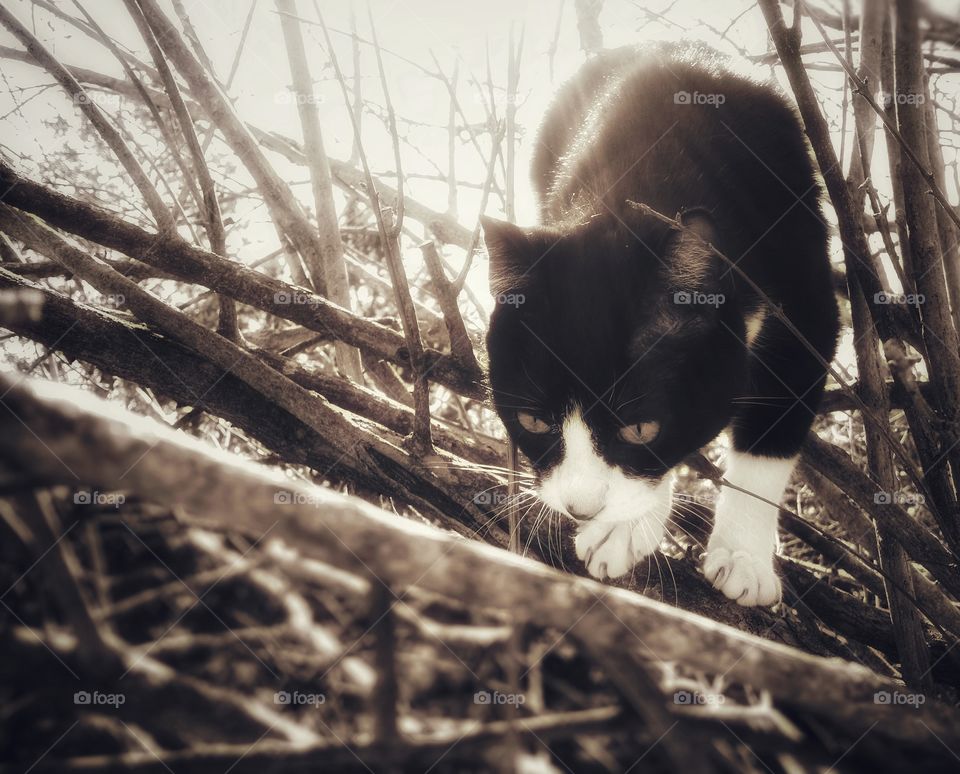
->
[
  {"left": 702, "top": 547, "right": 781, "bottom": 606},
  {"left": 575, "top": 520, "right": 642, "bottom": 580}
]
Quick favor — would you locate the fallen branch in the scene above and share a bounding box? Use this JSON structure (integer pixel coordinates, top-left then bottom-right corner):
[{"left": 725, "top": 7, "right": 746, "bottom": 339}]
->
[
  {"left": 18, "top": 706, "right": 625, "bottom": 773},
  {"left": 0, "top": 263, "right": 502, "bottom": 544},
  {"left": 3, "top": 372, "right": 958, "bottom": 747}
]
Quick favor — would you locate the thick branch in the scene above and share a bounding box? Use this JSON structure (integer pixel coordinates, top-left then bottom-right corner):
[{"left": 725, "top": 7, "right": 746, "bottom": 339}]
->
[
  {"left": 0, "top": 161, "right": 484, "bottom": 397},
  {"left": 3, "top": 373, "right": 958, "bottom": 746},
  {"left": 802, "top": 434, "right": 960, "bottom": 599}
]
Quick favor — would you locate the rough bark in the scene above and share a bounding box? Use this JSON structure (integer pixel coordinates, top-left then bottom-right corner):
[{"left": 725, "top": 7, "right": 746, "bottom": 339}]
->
[
  {"left": 276, "top": 0, "right": 362, "bottom": 379},
  {"left": 3, "top": 372, "right": 959, "bottom": 749}
]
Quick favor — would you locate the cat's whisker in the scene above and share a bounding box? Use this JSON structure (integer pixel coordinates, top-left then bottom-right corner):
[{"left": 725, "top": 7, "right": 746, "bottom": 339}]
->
[
  {"left": 471, "top": 483, "right": 534, "bottom": 512},
  {"left": 555, "top": 512, "right": 570, "bottom": 572},
  {"left": 469, "top": 492, "right": 539, "bottom": 541},
  {"left": 659, "top": 511, "right": 681, "bottom": 607},
  {"left": 669, "top": 523, "right": 707, "bottom": 552},
  {"left": 521, "top": 361, "right": 547, "bottom": 396},
  {"left": 522, "top": 503, "right": 548, "bottom": 559},
  {"left": 431, "top": 464, "right": 535, "bottom": 481},
  {"left": 643, "top": 520, "right": 664, "bottom": 600},
  {"left": 533, "top": 506, "right": 551, "bottom": 561},
  {"left": 424, "top": 462, "right": 537, "bottom": 488},
  {"left": 613, "top": 391, "right": 650, "bottom": 414},
  {"left": 547, "top": 515, "right": 563, "bottom": 562},
  {"left": 669, "top": 503, "right": 710, "bottom": 553},
  {"left": 469, "top": 509, "right": 506, "bottom": 541},
  {"left": 641, "top": 528, "right": 654, "bottom": 597},
  {"left": 533, "top": 506, "right": 551, "bottom": 559},
  {"left": 501, "top": 498, "right": 540, "bottom": 544},
  {"left": 548, "top": 510, "right": 562, "bottom": 563}
]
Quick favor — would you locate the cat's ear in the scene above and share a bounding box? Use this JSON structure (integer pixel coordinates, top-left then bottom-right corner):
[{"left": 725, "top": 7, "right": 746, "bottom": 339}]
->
[
  {"left": 482, "top": 216, "right": 533, "bottom": 296},
  {"left": 667, "top": 208, "right": 720, "bottom": 290}
]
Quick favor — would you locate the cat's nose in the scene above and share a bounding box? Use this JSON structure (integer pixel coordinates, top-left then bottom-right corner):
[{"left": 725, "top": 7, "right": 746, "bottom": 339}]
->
[
  {"left": 566, "top": 502, "right": 602, "bottom": 521},
  {"left": 562, "top": 482, "right": 608, "bottom": 521}
]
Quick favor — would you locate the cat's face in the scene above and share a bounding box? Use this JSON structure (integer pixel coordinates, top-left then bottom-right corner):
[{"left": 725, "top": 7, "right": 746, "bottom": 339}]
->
[{"left": 484, "top": 212, "right": 746, "bottom": 552}]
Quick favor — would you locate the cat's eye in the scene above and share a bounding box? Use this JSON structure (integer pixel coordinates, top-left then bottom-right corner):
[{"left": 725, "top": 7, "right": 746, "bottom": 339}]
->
[
  {"left": 619, "top": 420, "right": 660, "bottom": 445},
  {"left": 517, "top": 411, "right": 552, "bottom": 434}
]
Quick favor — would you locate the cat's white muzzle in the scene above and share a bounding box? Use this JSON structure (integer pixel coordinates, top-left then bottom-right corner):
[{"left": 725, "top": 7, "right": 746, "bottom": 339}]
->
[{"left": 536, "top": 408, "right": 673, "bottom": 575}]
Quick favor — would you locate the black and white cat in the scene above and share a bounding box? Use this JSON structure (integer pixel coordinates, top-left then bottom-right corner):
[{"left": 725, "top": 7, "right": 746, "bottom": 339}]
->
[{"left": 483, "top": 44, "right": 839, "bottom": 606}]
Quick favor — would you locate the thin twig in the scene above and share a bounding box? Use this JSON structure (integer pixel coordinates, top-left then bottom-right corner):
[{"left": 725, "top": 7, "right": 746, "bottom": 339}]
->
[
  {"left": 0, "top": 4, "right": 174, "bottom": 232},
  {"left": 127, "top": 0, "right": 239, "bottom": 342},
  {"left": 277, "top": 0, "right": 360, "bottom": 376},
  {"left": 800, "top": 0, "right": 960, "bottom": 235},
  {"left": 453, "top": 122, "right": 505, "bottom": 294},
  {"left": 420, "top": 240, "right": 480, "bottom": 374},
  {"left": 314, "top": 3, "right": 432, "bottom": 454}
]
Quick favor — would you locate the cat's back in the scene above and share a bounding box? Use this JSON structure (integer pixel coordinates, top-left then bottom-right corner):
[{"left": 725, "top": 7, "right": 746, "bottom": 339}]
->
[{"left": 533, "top": 43, "right": 821, "bottom": 242}]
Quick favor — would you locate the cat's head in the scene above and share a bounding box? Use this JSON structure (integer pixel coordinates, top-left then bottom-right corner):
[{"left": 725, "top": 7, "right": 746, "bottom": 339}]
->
[{"left": 483, "top": 210, "right": 746, "bottom": 554}]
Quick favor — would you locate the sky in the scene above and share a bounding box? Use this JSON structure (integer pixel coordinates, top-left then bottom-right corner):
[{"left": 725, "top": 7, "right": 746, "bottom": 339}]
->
[
  {"left": 0, "top": 0, "right": 957, "bottom": 329},
  {"left": 0, "top": 0, "right": 784, "bottom": 226}
]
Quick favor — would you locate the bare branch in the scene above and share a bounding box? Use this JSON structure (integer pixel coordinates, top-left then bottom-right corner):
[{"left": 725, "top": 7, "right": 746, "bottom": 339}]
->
[
  {"left": 276, "top": 0, "right": 361, "bottom": 377},
  {"left": 0, "top": 4, "right": 174, "bottom": 232}
]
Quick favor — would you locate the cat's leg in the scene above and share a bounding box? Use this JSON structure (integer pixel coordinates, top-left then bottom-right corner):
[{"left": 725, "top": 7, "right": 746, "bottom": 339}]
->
[
  {"left": 704, "top": 304, "right": 837, "bottom": 606},
  {"left": 704, "top": 451, "right": 793, "bottom": 605},
  {"left": 573, "top": 474, "right": 674, "bottom": 579}
]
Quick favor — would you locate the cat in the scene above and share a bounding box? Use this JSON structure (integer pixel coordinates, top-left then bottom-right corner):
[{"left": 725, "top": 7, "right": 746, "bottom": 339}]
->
[{"left": 482, "top": 44, "right": 839, "bottom": 607}]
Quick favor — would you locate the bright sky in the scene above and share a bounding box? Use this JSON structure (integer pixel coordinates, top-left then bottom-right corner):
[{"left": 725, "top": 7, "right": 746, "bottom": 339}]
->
[
  {"left": 0, "top": 0, "right": 957, "bottom": 329},
  {"left": 0, "top": 1, "right": 778, "bottom": 228}
]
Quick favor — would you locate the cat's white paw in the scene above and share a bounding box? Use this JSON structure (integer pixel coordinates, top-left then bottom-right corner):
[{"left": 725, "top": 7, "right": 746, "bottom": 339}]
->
[
  {"left": 702, "top": 546, "right": 781, "bottom": 606},
  {"left": 575, "top": 520, "right": 642, "bottom": 580}
]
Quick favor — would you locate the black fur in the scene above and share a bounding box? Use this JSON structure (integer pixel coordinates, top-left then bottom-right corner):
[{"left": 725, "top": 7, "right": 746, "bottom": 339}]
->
[{"left": 484, "top": 44, "right": 839, "bottom": 478}]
